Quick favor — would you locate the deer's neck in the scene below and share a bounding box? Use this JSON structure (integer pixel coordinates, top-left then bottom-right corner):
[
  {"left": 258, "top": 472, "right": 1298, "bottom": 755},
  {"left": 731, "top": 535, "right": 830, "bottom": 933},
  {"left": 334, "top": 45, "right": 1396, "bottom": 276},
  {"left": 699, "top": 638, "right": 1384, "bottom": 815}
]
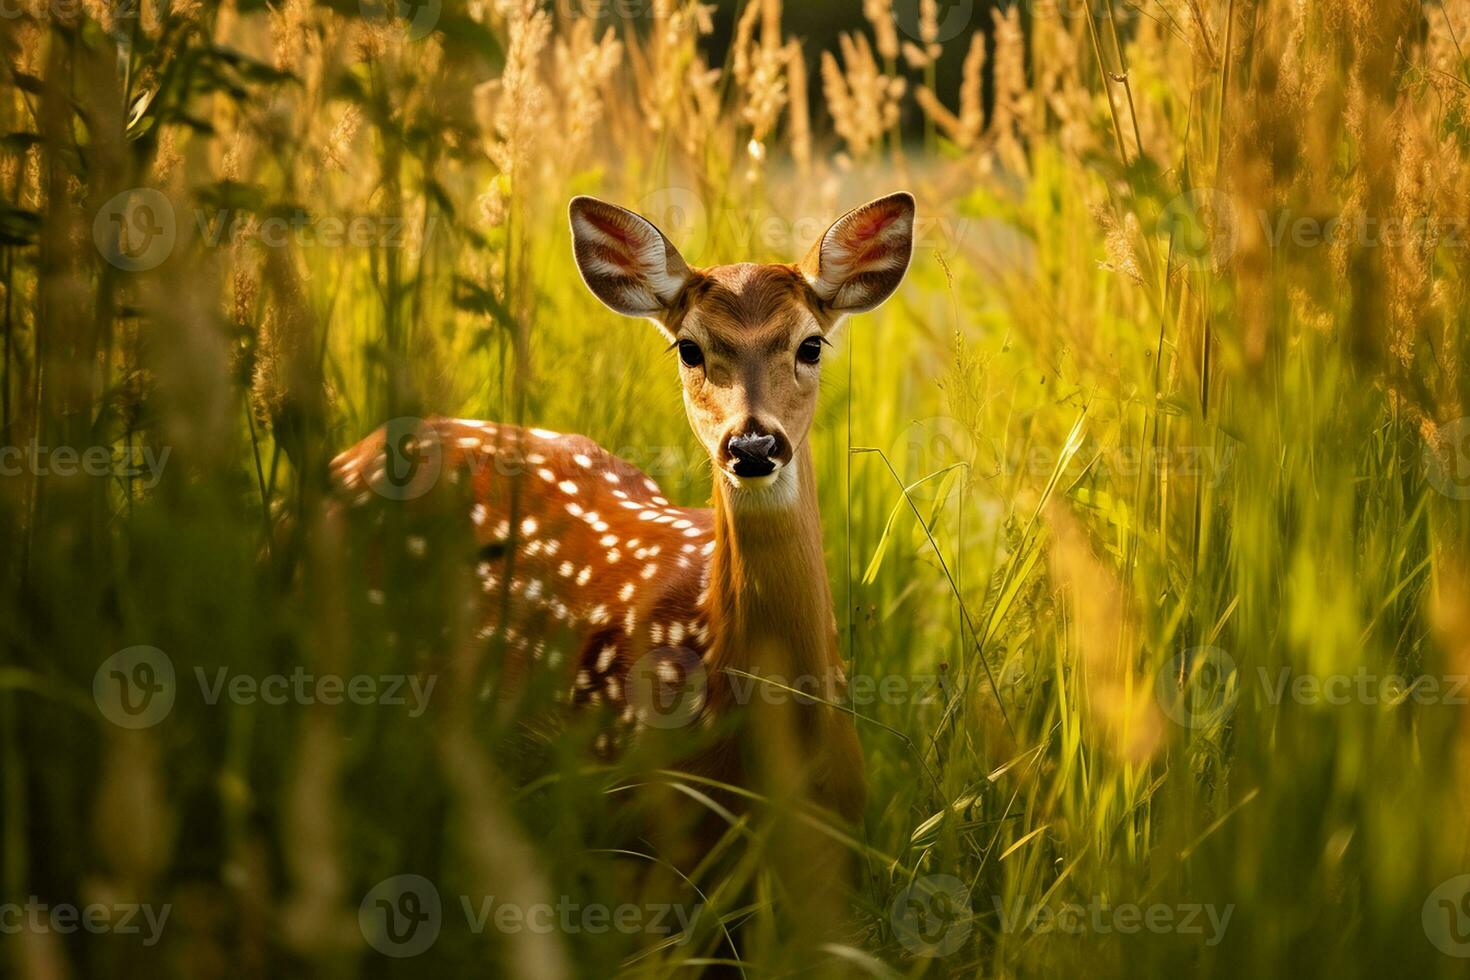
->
[{"left": 702, "top": 442, "right": 839, "bottom": 690}]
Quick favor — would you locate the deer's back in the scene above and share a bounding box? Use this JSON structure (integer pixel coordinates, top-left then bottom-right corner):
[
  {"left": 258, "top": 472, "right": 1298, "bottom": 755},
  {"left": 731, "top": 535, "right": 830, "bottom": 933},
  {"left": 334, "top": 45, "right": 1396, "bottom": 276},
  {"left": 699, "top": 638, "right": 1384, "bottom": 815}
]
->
[{"left": 329, "top": 417, "right": 716, "bottom": 744}]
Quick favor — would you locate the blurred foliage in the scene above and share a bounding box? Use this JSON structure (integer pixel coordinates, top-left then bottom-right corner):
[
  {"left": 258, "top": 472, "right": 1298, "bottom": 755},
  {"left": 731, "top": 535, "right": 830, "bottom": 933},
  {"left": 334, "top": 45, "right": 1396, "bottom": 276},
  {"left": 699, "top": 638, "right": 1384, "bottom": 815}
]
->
[{"left": 1, "top": 0, "right": 1470, "bottom": 978}]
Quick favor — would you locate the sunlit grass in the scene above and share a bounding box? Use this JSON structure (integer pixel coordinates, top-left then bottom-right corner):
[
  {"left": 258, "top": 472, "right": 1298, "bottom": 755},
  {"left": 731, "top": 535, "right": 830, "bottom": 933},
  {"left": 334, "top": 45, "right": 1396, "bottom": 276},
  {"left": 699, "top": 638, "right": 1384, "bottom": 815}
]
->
[{"left": 2, "top": 1, "right": 1469, "bottom": 977}]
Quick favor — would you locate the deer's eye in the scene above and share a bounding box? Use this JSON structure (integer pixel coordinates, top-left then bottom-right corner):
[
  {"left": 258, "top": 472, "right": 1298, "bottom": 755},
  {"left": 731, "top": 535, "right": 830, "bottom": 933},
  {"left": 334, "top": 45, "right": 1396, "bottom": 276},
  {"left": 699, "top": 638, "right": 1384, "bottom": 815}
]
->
[
  {"left": 797, "top": 337, "right": 824, "bottom": 365},
  {"left": 677, "top": 340, "right": 704, "bottom": 368}
]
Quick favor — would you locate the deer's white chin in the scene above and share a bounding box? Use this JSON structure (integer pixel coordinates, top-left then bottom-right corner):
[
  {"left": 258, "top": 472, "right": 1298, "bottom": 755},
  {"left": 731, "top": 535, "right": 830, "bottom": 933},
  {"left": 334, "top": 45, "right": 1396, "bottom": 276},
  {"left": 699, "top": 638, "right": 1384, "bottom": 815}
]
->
[{"left": 724, "top": 459, "right": 799, "bottom": 507}]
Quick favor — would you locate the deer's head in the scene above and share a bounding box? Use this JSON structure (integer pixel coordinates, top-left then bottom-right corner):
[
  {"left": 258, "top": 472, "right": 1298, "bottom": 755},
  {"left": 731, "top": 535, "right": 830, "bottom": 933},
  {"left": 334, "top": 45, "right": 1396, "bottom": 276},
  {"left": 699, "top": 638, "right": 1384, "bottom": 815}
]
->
[{"left": 570, "top": 193, "right": 915, "bottom": 506}]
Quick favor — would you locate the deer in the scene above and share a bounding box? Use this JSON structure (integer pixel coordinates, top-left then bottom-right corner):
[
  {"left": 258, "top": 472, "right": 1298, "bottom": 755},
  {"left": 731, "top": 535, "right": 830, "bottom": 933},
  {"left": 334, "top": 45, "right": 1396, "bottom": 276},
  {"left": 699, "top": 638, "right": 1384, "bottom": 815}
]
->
[{"left": 329, "top": 192, "right": 915, "bottom": 918}]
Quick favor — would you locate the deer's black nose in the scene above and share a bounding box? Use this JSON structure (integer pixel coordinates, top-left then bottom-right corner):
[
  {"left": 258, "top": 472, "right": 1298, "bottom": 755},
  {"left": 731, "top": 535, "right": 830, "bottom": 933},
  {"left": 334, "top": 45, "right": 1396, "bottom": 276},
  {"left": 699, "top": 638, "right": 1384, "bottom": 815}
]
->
[{"left": 728, "top": 432, "right": 778, "bottom": 477}]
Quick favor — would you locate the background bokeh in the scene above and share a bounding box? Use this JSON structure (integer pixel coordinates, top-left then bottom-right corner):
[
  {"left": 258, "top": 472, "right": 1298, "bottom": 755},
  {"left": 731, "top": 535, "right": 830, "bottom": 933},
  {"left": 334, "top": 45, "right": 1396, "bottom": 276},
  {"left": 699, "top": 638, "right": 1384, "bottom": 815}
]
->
[{"left": 3, "top": 0, "right": 1470, "bottom": 977}]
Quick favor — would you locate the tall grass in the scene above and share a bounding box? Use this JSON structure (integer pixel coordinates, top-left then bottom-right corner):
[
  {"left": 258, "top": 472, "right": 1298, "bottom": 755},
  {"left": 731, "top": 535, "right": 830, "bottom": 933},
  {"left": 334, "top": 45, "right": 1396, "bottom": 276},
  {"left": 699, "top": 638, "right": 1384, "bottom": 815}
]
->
[{"left": 2, "top": 0, "right": 1469, "bottom": 977}]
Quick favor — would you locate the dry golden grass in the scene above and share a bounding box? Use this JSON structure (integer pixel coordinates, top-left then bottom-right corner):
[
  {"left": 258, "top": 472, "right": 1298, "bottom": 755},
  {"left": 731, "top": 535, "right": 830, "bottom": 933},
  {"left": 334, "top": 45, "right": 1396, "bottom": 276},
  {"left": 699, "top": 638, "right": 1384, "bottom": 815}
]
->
[{"left": 1, "top": 1, "right": 1469, "bottom": 976}]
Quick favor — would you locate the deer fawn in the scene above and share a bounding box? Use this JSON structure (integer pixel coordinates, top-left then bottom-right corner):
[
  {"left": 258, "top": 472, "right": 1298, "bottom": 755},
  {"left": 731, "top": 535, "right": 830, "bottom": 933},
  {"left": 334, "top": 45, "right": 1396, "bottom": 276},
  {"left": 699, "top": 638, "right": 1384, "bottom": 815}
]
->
[{"left": 330, "top": 193, "right": 914, "bottom": 831}]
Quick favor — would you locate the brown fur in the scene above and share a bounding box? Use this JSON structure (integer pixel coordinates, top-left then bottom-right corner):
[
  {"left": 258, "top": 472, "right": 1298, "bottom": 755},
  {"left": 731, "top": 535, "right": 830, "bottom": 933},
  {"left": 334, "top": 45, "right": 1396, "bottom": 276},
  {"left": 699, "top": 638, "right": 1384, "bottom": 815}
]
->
[{"left": 329, "top": 195, "right": 914, "bottom": 937}]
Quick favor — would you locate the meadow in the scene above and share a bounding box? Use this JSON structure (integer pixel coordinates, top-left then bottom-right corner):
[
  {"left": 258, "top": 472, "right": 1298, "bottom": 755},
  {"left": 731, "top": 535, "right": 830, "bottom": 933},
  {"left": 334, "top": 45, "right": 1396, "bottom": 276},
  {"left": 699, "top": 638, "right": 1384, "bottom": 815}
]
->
[{"left": 3, "top": 0, "right": 1470, "bottom": 976}]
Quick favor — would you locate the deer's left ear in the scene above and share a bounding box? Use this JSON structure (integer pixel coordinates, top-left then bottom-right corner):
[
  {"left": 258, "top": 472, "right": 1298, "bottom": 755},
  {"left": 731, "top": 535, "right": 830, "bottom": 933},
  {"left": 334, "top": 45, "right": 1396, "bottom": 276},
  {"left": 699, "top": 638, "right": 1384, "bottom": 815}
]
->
[{"left": 800, "top": 192, "right": 915, "bottom": 317}]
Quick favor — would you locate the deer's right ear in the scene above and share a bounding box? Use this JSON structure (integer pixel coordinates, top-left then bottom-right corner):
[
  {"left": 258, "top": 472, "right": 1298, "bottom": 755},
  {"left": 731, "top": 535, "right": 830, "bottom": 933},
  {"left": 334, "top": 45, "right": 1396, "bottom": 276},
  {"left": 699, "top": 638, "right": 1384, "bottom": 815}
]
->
[{"left": 569, "top": 197, "right": 692, "bottom": 329}]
